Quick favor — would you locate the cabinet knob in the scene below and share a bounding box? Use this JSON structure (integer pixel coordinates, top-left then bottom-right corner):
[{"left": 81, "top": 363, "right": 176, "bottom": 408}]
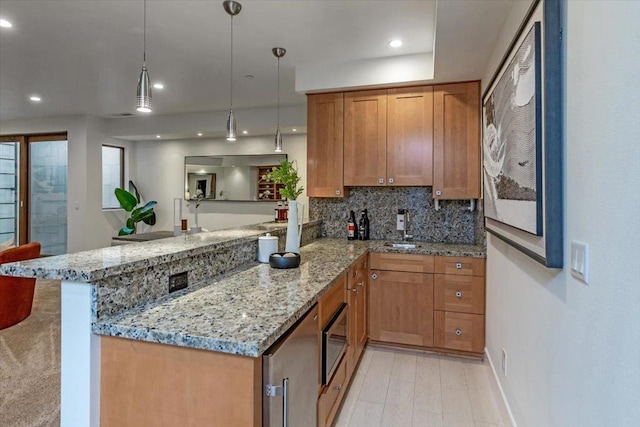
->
[
  {"left": 455, "top": 329, "right": 462, "bottom": 336},
  {"left": 335, "top": 384, "right": 342, "bottom": 391},
  {"left": 455, "top": 263, "right": 463, "bottom": 269},
  {"left": 351, "top": 288, "right": 358, "bottom": 293},
  {"left": 335, "top": 190, "right": 341, "bottom": 195},
  {"left": 388, "top": 178, "right": 394, "bottom": 184},
  {"left": 435, "top": 190, "right": 442, "bottom": 196},
  {"left": 371, "top": 273, "right": 378, "bottom": 280},
  {"left": 358, "top": 281, "right": 364, "bottom": 287},
  {"left": 378, "top": 178, "right": 384, "bottom": 184},
  {"left": 455, "top": 291, "right": 462, "bottom": 298}
]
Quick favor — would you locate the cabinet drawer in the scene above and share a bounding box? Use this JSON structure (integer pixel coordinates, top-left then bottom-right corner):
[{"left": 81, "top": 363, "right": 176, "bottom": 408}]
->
[
  {"left": 319, "top": 274, "right": 346, "bottom": 328},
  {"left": 318, "top": 356, "right": 347, "bottom": 427},
  {"left": 434, "top": 274, "right": 485, "bottom": 314},
  {"left": 434, "top": 256, "right": 485, "bottom": 276},
  {"left": 434, "top": 311, "right": 484, "bottom": 354},
  {"left": 370, "top": 252, "right": 434, "bottom": 273}
]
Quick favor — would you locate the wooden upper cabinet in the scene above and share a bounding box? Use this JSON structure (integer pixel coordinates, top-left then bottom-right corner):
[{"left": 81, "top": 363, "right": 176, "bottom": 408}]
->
[
  {"left": 344, "top": 90, "right": 387, "bottom": 186},
  {"left": 307, "top": 93, "right": 347, "bottom": 197},
  {"left": 387, "top": 86, "right": 434, "bottom": 186},
  {"left": 433, "top": 81, "right": 481, "bottom": 199}
]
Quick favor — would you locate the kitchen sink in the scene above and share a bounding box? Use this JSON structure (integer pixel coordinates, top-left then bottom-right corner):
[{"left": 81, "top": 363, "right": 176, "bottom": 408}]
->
[{"left": 384, "top": 242, "right": 421, "bottom": 249}]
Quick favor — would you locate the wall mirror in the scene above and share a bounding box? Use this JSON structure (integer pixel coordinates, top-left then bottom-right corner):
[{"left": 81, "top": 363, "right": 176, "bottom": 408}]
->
[{"left": 184, "top": 154, "right": 287, "bottom": 202}]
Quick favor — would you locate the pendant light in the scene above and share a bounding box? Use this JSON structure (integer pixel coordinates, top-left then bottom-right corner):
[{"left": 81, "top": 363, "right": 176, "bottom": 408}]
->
[
  {"left": 223, "top": 1, "right": 242, "bottom": 142},
  {"left": 272, "top": 47, "right": 286, "bottom": 152},
  {"left": 136, "top": 0, "right": 152, "bottom": 113}
]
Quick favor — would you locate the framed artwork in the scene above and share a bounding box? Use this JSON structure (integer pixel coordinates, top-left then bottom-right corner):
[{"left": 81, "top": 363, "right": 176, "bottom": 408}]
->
[{"left": 482, "top": 0, "right": 563, "bottom": 268}]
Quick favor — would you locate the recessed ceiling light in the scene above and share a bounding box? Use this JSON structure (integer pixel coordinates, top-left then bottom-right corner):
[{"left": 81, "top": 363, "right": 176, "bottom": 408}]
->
[
  {"left": 292, "top": 128, "right": 297, "bottom": 132},
  {"left": 242, "top": 130, "right": 248, "bottom": 134},
  {"left": 156, "top": 135, "right": 161, "bottom": 138},
  {"left": 0, "top": 19, "right": 12, "bottom": 28},
  {"left": 389, "top": 39, "right": 403, "bottom": 48},
  {"left": 153, "top": 83, "right": 164, "bottom": 89},
  {"left": 197, "top": 132, "right": 203, "bottom": 137},
  {"left": 29, "top": 95, "right": 41, "bottom": 102}
]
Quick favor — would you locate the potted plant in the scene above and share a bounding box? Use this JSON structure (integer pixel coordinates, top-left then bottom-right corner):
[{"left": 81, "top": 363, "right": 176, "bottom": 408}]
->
[
  {"left": 114, "top": 181, "right": 157, "bottom": 236},
  {"left": 269, "top": 159, "right": 304, "bottom": 252},
  {"left": 187, "top": 189, "right": 205, "bottom": 233}
]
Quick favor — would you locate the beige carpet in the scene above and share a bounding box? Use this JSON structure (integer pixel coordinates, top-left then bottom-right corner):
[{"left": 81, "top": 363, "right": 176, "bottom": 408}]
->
[{"left": 0, "top": 280, "right": 61, "bottom": 427}]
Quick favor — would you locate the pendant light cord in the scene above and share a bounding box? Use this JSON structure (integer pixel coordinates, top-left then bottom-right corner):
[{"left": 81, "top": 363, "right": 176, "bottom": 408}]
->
[
  {"left": 230, "top": 15, "right": 234, "bottom": 110},
  {"left": 143, "top": 0, "right": 146, "bottom": 65},
  {"left": 277, "top": 57, "right": 280, "bottom": 127}
]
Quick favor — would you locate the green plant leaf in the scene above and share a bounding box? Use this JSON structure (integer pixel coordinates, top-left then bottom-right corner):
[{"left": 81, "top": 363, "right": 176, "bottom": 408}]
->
[
  {"left": 126, "top": 217, "right": 135, "bottom": 229},
  {"left": 118, "top": 227, "right": 135, "bottom": 236},
  {"left": 128, "top": 180, "right": 141, "bottom": 204},
  {"left": 115, "top": 188, "right": 137, "bottom": 212},
  {"left": 142, "top": 212, "right": 156, "bottom": 226}
]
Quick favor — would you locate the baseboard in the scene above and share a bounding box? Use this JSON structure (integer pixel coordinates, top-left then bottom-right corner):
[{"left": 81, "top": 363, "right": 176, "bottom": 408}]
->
[{"left": 485, "top": 347, "right": 518, "bottom": 427}]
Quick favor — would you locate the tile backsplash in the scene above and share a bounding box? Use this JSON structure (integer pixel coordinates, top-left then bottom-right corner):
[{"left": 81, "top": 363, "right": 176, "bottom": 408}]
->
[{"left": 310, "top": 187, "right": 485, "bottom": 245}]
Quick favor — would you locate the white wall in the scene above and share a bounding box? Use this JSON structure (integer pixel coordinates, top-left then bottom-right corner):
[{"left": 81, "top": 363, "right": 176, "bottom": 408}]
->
[
  {"left": 133, "top": 134, "right": 308, "bottom": 232},
  {"left": 0, "top": 116, "right": 135, "bottom": 252},
  {"left": 483, "top": 1, "right": 640, "bottom": 426}
]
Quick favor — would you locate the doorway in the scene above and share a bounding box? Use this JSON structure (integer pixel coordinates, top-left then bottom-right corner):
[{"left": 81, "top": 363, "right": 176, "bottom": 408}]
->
[{"left": 0, "top": 133, "right": 68, "bottom": 256}]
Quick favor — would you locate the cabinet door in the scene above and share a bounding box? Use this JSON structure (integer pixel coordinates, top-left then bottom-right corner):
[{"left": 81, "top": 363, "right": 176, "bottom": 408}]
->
[
  {"left": 344, "top": 90, "right": 387, "bottom": 186},
  {"left": 307, "top": 93, "right": 347, "bottom": 197},
  {"left": 347, "top": 268, "right": 358, "bottom": 379},
  {"left": 433, "top": 82, "right": 481, "bottom": 199},
  {"left": 369, "top": 270, "right": 433, "bottom": 347},
  {"left": 387, "top": 86, "right": 434, "bottom": 186},
  {"left": 356, "top": 271, "right": 367, "bottom": 359}
]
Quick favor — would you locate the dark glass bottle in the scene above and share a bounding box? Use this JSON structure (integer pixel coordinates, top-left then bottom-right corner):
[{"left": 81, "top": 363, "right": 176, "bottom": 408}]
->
[
  {"left": 348, "top": 210, "right": 358, "bottom": 240},
  {"left": 358, "top": 210, "right": 370, "bottom": 241},
  {"left": 363, "top": 209, "right": 370, "bottom": 240}
]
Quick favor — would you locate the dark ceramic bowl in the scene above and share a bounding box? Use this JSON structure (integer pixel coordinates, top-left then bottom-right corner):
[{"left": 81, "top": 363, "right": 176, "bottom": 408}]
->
[{"left": 269, "top": 252, "right": 301, "bottom": 269}]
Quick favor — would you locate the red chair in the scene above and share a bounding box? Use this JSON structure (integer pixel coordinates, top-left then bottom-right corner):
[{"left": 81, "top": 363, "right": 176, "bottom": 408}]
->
[{"left": 0, "top": 242, "right": 42, "bottom": 330}]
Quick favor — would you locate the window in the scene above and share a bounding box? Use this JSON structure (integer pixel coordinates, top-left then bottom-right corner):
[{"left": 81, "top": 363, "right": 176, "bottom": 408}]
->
[{"left": 102, "top": 145, "right": 124, "bottom": 209}]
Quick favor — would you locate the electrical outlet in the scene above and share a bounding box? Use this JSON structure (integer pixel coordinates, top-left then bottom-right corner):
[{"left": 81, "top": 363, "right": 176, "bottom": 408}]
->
[
  {"left": 168, "top": 272, "right": 188, "bottom": 293},
  {"left": 397, "top": 209, "right": 405, "bottom": 231},
  {"left": 502, "top": 349, "right": 508, "bottom": 376}
]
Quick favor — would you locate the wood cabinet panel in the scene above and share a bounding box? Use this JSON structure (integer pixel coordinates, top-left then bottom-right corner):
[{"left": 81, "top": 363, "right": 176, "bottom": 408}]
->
[
  {"left": 347, "top": 254, "right": 368, "bottom": 378},
  {"left": 319, "top": 273, "right": 346, "bottom": 328},
  {"left": 344, "top": 90, "right": 387, "bottom": 186},
  {"left": 434, "top": 274, "right": 485, "bottom": 315},
  {"left": 434, "top": 311, "right": 484, "bottom": 354},
  {"left": 307, "top": 93, "right": 347, "bottom": 197},
  {"left": 318, "top": 355, "right": 347, "bottom": 427},
  {"left": 101, "top": 337, "right": 261, "bottom": 427},
  {"left": 434, "top": 255, "right": 486, "bottom": 277},
  {"left": 387, "top": 86, "right": 434, "bottom": 186},
  {"left": 369, "top": 252, "right": 435, "bottom": 273},
  {"left": 369, "top": 270, "right": 433, "bottom": 347},
  {"left": 433, "top": 81, "right": 481, "bottom": 199}
]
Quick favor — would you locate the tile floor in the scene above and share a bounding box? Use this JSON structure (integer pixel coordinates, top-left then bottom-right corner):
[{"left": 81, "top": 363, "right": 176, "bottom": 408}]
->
[{"left": 335, "top": 346, "right": 512, "bottom": 427}]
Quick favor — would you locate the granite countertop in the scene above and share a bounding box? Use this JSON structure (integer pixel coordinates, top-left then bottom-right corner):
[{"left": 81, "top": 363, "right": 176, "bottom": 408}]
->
[
  {"left": 93, "top": 238, "right": 485, "bottom": 357},
  {"left": 0, "top": 221, "right": 318, "bottom": 282}
]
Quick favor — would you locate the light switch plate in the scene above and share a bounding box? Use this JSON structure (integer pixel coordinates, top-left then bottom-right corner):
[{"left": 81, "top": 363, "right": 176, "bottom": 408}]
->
[{"left": 570, "top": 241, "right": 589, "bottom": 284}]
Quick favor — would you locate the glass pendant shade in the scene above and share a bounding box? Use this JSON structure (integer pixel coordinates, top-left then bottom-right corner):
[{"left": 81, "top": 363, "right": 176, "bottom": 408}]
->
[
  {"left": 226, "top": 109, "right": 237, "bottom": 142},
  {"left": 274, "top": 127, "right": 283, "bottom": 152},
  {"left": 136, "top": 65, "right": 152, "bottom": 113}
]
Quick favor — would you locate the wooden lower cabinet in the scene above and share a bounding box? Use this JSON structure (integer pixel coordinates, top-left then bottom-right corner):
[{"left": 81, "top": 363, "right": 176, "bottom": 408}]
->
[
  {"left": 434, "top": 311, "right": 485, "bottom": 353},
  {"left": 100, "top": 336, "right": 262, "bottom": 427},
  {"left": 347, "top": 254, "right": 368, "bottom": 378},
  {"left": 318, "top": 355, "right": 347, "bottom": 427},
  {"left": 369, "top": 270, "right": 434, "bottom": 347}
]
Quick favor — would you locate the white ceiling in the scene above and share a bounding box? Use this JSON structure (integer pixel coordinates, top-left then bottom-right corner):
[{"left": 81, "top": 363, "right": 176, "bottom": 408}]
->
[{"left": 0, "top": 0, "right": 513, "bottom": 125}]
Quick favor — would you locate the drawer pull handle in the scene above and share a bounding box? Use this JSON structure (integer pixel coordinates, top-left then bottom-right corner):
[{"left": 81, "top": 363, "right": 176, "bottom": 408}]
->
[
  {"left": 371, "top": 273, "right": 378, "bottom": 280},
  {"left": 358, "top": 281, "right": 364, "bottom": 287},
  {"left": 455, "top": 263, "right": 463, "bottom": 269},
  {"left": 455, "top": 329, "right": 462, "bottom": 336},
  {"left": 455, "top": 291, "right": 462, "bottom": 298},
  {"left": 335, "top": 384, "right": 342, "bottom": 391}
]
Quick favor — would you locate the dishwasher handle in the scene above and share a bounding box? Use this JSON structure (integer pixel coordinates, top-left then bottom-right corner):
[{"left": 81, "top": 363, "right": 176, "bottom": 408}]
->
[{"left": 282, "top": 377, "right": 289, "bottom": 427}]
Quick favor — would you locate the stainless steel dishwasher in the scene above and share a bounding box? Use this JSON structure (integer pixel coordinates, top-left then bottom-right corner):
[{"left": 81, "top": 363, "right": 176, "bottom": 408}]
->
[{"left": 263, "top": 304, "right": 319, "bottom": 426}]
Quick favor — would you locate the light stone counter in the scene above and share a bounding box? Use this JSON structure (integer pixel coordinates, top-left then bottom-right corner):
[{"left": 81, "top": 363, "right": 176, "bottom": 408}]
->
[
  {"left": 93, "top": 239, "right": 485, "bottom": 357},
  {"left": 0, "top": 221, "right": 320, "bottom": 281}
]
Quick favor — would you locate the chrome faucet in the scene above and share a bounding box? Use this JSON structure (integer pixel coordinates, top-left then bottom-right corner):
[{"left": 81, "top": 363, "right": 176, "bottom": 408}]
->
[{"left": 402, "top": 209, "right": 413, "bottom": 241}]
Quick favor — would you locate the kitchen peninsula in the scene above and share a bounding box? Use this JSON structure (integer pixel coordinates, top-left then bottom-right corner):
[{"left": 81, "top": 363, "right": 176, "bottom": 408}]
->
[{"left": 0, "top": 222, "right": 484, "bottom": 427}]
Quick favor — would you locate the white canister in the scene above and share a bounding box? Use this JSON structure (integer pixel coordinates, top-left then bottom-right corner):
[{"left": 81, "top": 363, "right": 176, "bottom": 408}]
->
[{"left": 258, "top": 233, "right": 279, "bottom": 263}]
